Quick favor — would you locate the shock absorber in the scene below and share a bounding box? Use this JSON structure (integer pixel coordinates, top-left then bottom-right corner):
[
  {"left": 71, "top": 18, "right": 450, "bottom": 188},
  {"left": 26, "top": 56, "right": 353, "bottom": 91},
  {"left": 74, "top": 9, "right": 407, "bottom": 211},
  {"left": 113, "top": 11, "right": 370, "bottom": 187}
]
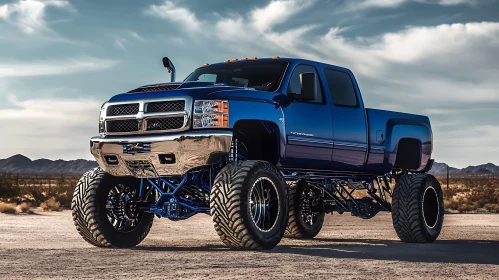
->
[{"left": 229, "top": 138, "right": 239, "bottom": 162}]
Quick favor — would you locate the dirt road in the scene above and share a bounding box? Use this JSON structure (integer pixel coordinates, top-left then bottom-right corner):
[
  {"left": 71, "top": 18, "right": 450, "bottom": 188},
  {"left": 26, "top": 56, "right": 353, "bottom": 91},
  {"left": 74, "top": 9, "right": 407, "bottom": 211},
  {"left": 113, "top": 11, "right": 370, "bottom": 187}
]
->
[{"left": 0, "top": 211, "right": 498, "bottom": 279}]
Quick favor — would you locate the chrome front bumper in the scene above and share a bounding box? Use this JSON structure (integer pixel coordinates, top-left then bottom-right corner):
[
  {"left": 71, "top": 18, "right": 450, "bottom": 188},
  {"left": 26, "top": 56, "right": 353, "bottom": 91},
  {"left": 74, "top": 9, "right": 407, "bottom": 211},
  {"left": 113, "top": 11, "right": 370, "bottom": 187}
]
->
[{"left": 90, "top": 130, "right": 232, "bottom": 178}]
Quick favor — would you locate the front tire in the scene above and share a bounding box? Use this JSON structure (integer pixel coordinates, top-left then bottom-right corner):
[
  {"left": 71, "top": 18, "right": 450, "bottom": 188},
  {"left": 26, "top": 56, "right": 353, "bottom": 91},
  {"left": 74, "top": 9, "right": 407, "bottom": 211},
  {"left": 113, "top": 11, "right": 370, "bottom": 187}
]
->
[
  {"left": 285, "top": 181, "right": 325, "bottom": 238},
  {"left": 71, "top": 167, "right": 154, "bottom": 248},
  {"left": 210, "top": 160, "right": 288, "bottom": 250},
  {"left": 391, "top": 174, "right": 444, "bottom": 243}
]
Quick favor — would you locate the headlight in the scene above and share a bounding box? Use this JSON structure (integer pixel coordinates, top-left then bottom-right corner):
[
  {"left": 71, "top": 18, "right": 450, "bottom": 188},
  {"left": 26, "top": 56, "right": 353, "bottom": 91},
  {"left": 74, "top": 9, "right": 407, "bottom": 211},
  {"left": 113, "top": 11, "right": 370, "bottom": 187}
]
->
[
  {"left": 193, "top": 100, "right": 229, "bottom": 128},
  {"left": 99, "top": 102, "right": 107, "bottom": 134}
]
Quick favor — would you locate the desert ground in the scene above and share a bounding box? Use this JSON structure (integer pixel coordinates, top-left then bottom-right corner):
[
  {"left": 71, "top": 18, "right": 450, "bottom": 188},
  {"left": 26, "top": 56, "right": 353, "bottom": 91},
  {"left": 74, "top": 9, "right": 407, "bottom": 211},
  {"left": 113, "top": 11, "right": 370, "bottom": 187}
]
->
[{"left": 0, "top": 211, "right": 498, "bottom": 280}]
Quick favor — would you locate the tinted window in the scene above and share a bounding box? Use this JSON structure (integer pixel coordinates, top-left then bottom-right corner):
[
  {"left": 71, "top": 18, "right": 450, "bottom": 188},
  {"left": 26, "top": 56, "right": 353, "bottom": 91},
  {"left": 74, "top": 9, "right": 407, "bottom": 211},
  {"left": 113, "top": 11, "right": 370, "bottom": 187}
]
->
[
  {"left": 185, "top": 61, "right": 287, "bottom": 92},
  {"left": 324, "top": 69, "right": 358, "bottom": 107},
  {"left": 287, "top": 65, "right": 324, "bottom": 103}
]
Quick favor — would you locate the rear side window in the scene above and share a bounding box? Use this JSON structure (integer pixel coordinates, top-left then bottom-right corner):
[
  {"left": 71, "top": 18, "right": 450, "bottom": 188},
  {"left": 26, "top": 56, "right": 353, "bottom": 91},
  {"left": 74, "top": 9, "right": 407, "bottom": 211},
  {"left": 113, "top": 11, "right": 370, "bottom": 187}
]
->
[{"left": 324, "top": 69, "right": 358, "bottom": 107}]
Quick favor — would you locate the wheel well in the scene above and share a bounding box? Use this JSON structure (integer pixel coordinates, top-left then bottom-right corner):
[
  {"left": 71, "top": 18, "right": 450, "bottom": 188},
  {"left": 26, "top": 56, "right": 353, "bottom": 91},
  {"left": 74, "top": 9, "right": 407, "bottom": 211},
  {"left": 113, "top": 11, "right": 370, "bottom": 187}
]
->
[
  {"left": 394, "top": 138, "right": 422, "bottom": 170},
  {"left": 233, "top": 120, "right": 280, "bottom": 165}
]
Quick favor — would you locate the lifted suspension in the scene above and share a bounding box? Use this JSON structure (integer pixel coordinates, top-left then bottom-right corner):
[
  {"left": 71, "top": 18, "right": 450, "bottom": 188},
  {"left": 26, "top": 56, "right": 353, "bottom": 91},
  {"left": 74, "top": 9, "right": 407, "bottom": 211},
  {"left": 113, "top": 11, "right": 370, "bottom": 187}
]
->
[
  {"left": 137, "top": 165, "right": 220, "bottom": 220},
  {"left": 283, "top": 172, "right": 394, "bottom": 219}
]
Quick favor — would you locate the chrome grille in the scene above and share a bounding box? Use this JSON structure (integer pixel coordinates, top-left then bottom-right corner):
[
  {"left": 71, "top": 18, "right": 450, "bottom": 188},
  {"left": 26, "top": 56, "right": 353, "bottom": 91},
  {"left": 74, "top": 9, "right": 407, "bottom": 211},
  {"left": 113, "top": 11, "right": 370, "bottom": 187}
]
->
[
  {"left": 146, "top": 101, "right": 185, "bottom": 113},
  {"left": 107, "top": 104, "right": 139, "bottom": 116},
  {"left": 106, "top": 119, "right": 139, "bottom": 133},
  {"left": 128, "top": 84, "right": 180, "bottom": 93},
  {"left": 103, "top": 97, "right": 190, "bottom": 135},
  {"left": 146, "top": 117, "right": 184, "bottom": 131}
]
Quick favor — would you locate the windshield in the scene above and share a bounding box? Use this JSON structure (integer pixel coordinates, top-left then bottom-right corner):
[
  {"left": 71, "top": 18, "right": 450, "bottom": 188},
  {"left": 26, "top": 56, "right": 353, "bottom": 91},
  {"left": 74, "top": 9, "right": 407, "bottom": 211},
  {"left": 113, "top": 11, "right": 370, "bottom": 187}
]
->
[{"left": 184, "top": 60, "right": 288, "bottom": 92}]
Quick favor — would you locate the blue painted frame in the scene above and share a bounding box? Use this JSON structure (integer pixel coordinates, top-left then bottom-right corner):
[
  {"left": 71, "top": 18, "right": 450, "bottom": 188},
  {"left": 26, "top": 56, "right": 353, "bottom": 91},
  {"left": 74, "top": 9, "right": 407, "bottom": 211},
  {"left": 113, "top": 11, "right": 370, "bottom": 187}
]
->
[{"left": 137, "top": 166, "right": 216, "bottom": 220}]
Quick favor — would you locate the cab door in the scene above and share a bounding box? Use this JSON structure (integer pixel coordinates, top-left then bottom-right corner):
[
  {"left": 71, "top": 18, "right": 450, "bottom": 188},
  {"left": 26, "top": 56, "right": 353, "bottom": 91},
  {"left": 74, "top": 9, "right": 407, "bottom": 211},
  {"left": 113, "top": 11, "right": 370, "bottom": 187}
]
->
[
  {"left": 282, "top": 64, "right": 334, "bottom": 170},
  {"left": 323, "top": 68, "right": 368, "bottom": 171}
]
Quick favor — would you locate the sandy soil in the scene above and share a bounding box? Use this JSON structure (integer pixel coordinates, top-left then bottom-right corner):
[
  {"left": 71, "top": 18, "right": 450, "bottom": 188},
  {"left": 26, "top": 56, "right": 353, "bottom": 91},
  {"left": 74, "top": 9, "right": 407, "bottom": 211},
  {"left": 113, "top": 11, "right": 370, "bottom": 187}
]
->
[{"left": 0, "top": 211, "right": 498, "bottom": 280}]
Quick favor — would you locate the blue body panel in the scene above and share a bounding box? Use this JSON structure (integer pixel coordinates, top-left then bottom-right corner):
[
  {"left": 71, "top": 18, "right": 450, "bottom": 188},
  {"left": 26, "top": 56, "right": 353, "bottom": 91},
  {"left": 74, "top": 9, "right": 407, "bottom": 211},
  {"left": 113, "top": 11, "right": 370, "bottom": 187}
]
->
[{"left": 105, "top": 58, "right": 433, "bottom": 175}]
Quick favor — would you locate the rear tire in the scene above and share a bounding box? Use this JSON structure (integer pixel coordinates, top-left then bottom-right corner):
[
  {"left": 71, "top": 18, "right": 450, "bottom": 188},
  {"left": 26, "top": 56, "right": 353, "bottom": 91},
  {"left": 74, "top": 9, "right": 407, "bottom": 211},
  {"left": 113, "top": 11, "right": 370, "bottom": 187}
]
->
[
  {"left": 392, "top": 174, "right": 444, "bottom": 243},
  {"left": 210, "top": 160, "right": 288, "bottom": 250},
  {"left": 71, "top": 167, "right": 154, "bottom": 248},
  {"left": 285, "top": 181, "right": 324, "bottom": 238}
]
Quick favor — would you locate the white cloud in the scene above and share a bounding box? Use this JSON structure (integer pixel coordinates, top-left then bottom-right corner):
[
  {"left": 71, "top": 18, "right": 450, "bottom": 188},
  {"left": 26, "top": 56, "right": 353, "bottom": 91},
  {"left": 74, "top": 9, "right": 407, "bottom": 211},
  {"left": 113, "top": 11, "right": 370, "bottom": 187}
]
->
[
  {"left": 0, "top": 95, "right": 100, "bottom": 160},
  {"left": 113, "top": 31, "right": 145, "bottom": 50},
  {"left": 0, "top": 58, "right": 119, "bottom": 78},
  {"left": 249, "top": 0, "right": 315, "bottom": 32},
  {"left": 340, "top": 0, "right": 477, "bottom": 12},
  {"left": 144, "top": 0, "right": 201, "bottom": 32},
  {"left": 0, "top": 0, "right": 75, "bottom": 35}
]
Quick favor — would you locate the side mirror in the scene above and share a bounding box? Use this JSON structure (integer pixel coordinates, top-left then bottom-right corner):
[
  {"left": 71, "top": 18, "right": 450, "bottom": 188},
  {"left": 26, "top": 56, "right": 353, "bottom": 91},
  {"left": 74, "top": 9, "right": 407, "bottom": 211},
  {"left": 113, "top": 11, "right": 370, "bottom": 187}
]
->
[
  {"left": 300, "top": 72, "right": 316, "bottom": 100},
  {"left": 287, "top": 72, "right": 316, "bottom": 102},
  {"left": 162, "top": 57, "right": 176, "bottom": 82}
]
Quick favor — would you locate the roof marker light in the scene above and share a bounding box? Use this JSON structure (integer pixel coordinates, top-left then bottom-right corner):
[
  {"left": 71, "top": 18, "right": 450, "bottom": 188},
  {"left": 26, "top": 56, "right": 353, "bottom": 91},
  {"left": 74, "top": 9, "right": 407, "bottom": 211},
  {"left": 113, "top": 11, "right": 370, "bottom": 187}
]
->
[
  {"left": 231, "top": 58, "right": 238, "bottom": 62},
  {"left": 272, "top": 56, "right": 280, "bottom": 59},
  {"left": 202, "top": 63, "right": 209, "bottom": 66},
  {"left": 240, "top": 57, "right": 248, "bottom": 61},
  {"left": 223, "top": 60, "right": 230, "bottom": 63},
  {"left": 250, "top": 57, "right": 258, "bottom": 60}
]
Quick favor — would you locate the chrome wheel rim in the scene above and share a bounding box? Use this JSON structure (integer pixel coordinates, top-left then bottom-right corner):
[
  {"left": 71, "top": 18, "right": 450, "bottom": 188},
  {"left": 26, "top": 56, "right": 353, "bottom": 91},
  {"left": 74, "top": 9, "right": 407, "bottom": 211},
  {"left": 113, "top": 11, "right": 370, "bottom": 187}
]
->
[
  {"left": 422, "top": 186, "right": 439, "bottom": 229},
  {"left": 249, "top": 177, "right": 280, "bottom": 232},
  {"left": 106, "top": 184, "right": 141, "bottom": 233}
]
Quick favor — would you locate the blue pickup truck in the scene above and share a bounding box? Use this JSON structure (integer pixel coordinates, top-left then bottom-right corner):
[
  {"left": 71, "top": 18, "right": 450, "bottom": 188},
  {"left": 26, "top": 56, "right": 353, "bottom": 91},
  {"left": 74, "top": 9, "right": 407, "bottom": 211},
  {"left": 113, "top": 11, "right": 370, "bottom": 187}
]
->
[{"left": 72, "top": 56, "right": 443, "bottom": 250}]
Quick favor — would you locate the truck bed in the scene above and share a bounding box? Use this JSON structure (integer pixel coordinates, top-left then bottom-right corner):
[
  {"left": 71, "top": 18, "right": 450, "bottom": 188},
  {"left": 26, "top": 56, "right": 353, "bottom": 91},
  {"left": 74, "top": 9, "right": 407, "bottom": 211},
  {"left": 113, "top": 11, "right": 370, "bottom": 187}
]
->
[{"left": 365, "top": 108, "right": 432, "bottom": 174}]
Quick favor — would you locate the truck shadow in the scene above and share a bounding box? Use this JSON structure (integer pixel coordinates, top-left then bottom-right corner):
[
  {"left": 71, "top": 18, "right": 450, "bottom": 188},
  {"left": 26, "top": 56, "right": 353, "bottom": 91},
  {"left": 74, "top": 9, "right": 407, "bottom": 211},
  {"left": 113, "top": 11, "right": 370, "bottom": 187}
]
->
[
  {"left": 273, "top": 238, "right": 499, "bottom": 265},
  {"left": 134, "top": 238, "right": 499, "bottom": 265}
]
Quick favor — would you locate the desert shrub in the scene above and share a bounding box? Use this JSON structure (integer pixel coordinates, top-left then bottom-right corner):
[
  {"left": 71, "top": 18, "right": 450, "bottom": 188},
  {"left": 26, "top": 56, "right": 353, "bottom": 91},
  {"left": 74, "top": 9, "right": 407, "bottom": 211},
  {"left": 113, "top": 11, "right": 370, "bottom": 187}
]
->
[
  {"left": 16, "top": 202, "right": 31, "bottom": 213},
  {"left": 437, "top": 175, "right": 499, "bottom": 212},
  {"left": 40, "top": 197, "right": 61, "bottom": 211},
  {"left": 51, "top": 176, "right": 78, "bottom": 208},
  {"left": 484, "top": 203, "right": 499, "bottom": 213},
  {"left": 0, "top": 202, "right": 17, "bottom": 214},
  {"left": 0, "top": 174, "right": 21, "bottom": 199},
  {"left": 456, "top": 204, "right": 474, "bottom": 213}
]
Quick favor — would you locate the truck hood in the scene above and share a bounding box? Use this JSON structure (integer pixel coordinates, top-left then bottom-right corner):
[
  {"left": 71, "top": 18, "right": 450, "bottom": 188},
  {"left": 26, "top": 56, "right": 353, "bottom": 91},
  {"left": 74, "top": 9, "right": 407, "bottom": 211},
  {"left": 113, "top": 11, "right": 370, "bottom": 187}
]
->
[{"left": 108, "top": 81, "right": 282, "bottom": 105}]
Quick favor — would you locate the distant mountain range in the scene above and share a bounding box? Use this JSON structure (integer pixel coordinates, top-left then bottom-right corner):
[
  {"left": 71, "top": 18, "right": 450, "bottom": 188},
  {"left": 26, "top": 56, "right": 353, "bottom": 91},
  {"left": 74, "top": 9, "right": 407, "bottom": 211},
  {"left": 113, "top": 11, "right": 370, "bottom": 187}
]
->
[
  {"left": 0, "top": 154, "right": 497, "bottom": 175},
  {"left": 0, "top": 154, "right": 98, "bottom": 174},
  {"left": 429, "top": 162, "right": 499, "bottom": 175}
]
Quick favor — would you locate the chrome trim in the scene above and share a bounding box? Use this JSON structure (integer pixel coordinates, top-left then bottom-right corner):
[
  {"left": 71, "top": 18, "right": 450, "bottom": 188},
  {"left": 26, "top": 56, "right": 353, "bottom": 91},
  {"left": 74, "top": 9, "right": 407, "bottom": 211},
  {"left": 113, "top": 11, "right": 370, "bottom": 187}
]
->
[
  {"left": 101, "top": 97, "right": 192, "bottom": 136},
  {"left": 90, "top": 130, "right": 232, "bottom": 177},
  {"left": 288, "top": 135, "right": 334, "bottom": 146},
  {"left": 370, "top": 145, "right": 385, "bottom": 152},
  {"left": 287, "top": 135, "right": 334, "bottom": 149},
  {"left": 334, "top": 140, "right": 368, "bottom": 149}
]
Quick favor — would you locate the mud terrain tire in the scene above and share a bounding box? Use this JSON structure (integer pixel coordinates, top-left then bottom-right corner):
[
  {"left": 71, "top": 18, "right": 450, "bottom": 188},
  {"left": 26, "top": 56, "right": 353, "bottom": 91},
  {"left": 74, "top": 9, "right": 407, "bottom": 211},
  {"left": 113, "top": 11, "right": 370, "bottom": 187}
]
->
[
  {"left": 285, "top": 181, "right": 325, "bottom": 238},
  {"left": 392, "top": 174, "right": 444, "bottom": 243},
  {"left": 71, "top": 167, "right": 154, "bottom": 247},
  {"left": 210, "top": 160, "right": 288, "bottom": 250}
]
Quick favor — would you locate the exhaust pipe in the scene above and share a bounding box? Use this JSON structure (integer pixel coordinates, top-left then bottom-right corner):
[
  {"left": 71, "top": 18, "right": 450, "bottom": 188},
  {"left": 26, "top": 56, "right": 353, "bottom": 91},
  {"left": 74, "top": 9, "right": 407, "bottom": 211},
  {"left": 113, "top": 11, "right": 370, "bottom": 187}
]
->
[{"left": 162, "top": 57, "right": 176, "bottom": 82}]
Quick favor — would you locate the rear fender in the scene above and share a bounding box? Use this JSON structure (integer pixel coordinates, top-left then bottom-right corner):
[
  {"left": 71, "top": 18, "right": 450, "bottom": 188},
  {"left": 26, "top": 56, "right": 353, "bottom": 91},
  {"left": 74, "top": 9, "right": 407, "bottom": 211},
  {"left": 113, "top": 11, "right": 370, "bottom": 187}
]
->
[{"left": 385, "top": 119, "right": 432, "bottom": 171}]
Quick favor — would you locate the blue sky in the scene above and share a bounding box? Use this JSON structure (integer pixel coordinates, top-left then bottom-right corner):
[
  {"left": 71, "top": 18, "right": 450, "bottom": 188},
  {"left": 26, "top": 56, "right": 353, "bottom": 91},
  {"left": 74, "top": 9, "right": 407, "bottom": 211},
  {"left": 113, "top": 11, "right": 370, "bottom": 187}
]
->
[{"left": 0, "top": 0, "right": 498, "bottom": 168}]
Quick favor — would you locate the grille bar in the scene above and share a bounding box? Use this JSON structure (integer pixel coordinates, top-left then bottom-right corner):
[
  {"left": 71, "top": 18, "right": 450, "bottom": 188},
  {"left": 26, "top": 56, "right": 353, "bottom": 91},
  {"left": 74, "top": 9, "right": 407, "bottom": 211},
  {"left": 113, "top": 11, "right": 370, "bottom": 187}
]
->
[
  {"left": 107, "top": 103, "right": 139, "bottom": 116},
  {"left": 106, "top": 119, "right": 139, "bottom": 133},
  {"left": 146, "top": 117, "right": 184, "bottom": 131},
  {"left": 146, "top": 101, "right": 185, "bottom": 113}
]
